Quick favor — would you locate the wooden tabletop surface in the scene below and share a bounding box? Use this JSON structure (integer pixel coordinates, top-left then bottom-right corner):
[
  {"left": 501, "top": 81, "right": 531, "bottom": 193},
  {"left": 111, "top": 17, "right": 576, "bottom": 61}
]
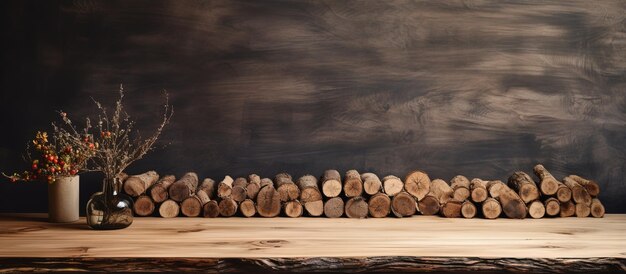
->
[{"left": 1, "top": 213, "right": 625, "bottom": 259}]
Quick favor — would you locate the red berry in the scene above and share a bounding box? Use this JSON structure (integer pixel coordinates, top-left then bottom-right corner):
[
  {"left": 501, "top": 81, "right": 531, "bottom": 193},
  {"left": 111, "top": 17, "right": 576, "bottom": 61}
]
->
[
  {"left": 49, "top": 167, "right": 55, "bottom": 173},
  {"left": 48, "top": 155, "right": 54, "bottom": 162},
  {"left": 32, "top": 164, "right": 38, "bottom": 170}
]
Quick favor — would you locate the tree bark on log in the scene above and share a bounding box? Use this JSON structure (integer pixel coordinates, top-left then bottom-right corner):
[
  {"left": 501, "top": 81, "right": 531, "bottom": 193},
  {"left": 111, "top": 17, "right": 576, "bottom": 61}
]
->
[
  {"left": 256, "top": 184, "right": 281, "bottom": 218},
  {"left": 218, "top": 198, "right": 238, "bottom": 217},
  {"left": 231, "top": 177, "right": 248, "bottom": 202},
  {"left": 544, "top": 197, "right": 560, "bottom": 217},
  {"left": 149, "top": 175, "right": 176, "bottom": 203},
  {"left": 429, "top": 179, "right": 453, "bottom": 205},
  {"left": 217, "top": 176, "right": 234, "bottom": 199},
  {"left": 382, "top": 175, "right": 403, "bottom": 196},
  {"left": 246, "top": 174, "right": 261, "bottom": 200},
  {"left": 275, "top": 173, "right": 300, "bottom": 202},
  {"left": 590, "top": 198, "right": 605, "bottom": 218},
  {"left": 124, "top": 171, "right": 159, "bottom": 197},
  {"left": 575, "top": 203, "right": 591, "bottom": 218},
  {"left": 169, "top": 172, "right": 199, "bottom": 202},
  {"left": 486, "top": 180, "right": 526, "bottom": 219},
  {"left": 343, "top": 170, "right": 363, "bottom": 198},
  {"left": 362, "top": 173, "right": 382, "bottom": 195},
  {"left": 481, "top": 197, "right": 502, "bottom": 219},
  {"left": 283, "top": 200, "right": 303, "bottom": 218},
  {"left": 323, "top": 196, "right": 344, "bottom": 218},
  {"left": 368, "top": 192, "right": 391, "bottom": 218},
  {"left": 562, "top": 177, "right": 592, "bottom": 206},
  {"left": 197, "top": 178, "right": 216, "bottom": 200},
  {"left": 345, "top": 196, "right": 368, "bottom": 218},
  {"left": 133, "top": 195, "right": 155, "bottom": 217},
  {"left": 260, "top": 178, "right": 273, "bottom": 188},
  {"left": 441, "top": 200, "right": 463, "bottom": 218},
  {"left": 507, "top": 172, "right": 540, "bottom": 203},
  {"left": 533, "top": 164, "right": 559, "bottom": 196},
  {"left": 158, "top": 199, "right": 179, "bottom": 218},
  {"left": 391, "top": 191, "right": 417, "bottom": 217},
  {"left": 296, "top": 175, "right": 323, "bottom": 216},
  {"left": 450, "top": 175, "right": 470, "bottom": 202},
  {"left": 404, "top": 170, "right": 431, "bottom": 201},
  {"left": 559, "top": 200, "right": 575, "bottom": 217},
  {"left": 527, "top": 200, "right": 545, "bottom": 219},
  {"left": 461, "top": 200, "right": 476, "bottom": 219},
  {"left": 417, "top": 194, "right": 440, "bottom": 216},
  {"left": 181, "top": 189, "right": 210, "bottom": 218},
  {"left": 203, "top": 200, "right": 220, "bottom": 218},
  {"left": 321, "top": 170, "right": 342, "bottom": 198},
  {"left": 567, "top": 175, "right": 600, "bottom": 197},
  {"left": 470, "top": 178, "right": 488, "bottom": 203},
  {"left": 239, "top": 199, "right": 256, "bottom": 217}
]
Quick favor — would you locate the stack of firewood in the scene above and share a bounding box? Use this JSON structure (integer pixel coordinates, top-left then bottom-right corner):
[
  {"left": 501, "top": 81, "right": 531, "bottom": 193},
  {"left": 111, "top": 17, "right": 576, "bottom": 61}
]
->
[{"left": 122, "top": 164, "right": 605, "bottom": 219}]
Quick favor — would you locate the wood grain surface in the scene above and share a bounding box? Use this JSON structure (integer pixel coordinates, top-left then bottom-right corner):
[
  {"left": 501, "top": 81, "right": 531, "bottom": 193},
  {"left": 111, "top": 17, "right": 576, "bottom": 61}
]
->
[{"left": 1, "top": 1, "right": 625, "bottom": 214}]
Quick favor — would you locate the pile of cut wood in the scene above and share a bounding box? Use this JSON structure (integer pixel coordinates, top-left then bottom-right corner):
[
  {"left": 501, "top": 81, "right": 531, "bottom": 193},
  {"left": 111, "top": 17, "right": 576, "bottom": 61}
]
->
[{"left": 122, "top": 164, "right": 604, "bottom": 219}]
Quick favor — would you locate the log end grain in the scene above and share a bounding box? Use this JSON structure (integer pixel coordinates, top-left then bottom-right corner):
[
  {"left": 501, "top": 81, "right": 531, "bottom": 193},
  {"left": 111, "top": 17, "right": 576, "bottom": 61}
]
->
[
  {"left": 231, "top": 185, "right": 248, "bottom": 202},
  {"left": 133, "top": 195, "right": 155, "bottom": 217},
  {"left": 519, "top": 183, "right": 540, "bottom": 204},
  {"left": 203, "top": 200, "right": 220, "bottom": 218},
  {"left": 300, "top": 188, "right": 322, "bottom": 203},
  {"left": 404, "top": 171, "right": 431, "bottom": 200},
  {"left": 441, "top": 200, "right": 463, "bottom": 218},
  {"left": 502, "top": 198, "right": 527, "bottom": 219},
  {"left": 284, "top": 200, "right": 303, "bottom": 218},
  {"left": 527, "top": 200, "right": 546, "bottom": 219},
  {"left": 391, "top": 192, "right": 417, "bottom": 217},
  {"left": 417, "top": 195, "right": 440, "bottom": 216},
  {"left": 345, "top": 197, "right": 368, "bottom": 219},
  {"left": 482, "top": 198, "right": 502, "bottom": 219},
  {"left": 559, "top": 201, "right": 576, "bottom": 218},
  {"left": 461, "top": 201, "right": 477, "bottom": 219},
  {"left": 303, "top": 200, "right": 324, "bottom": 217},
  {"left": 324, "top": 197, "right": 344, "bottom": 218},
  {"left": 239, "top": 199, "right": 257, "bottom": 217},
  {"left": 180, "top": 196, "right": 202, "bottom": 217},
  {"left": 470, "top": 187, "right": 488, "bottom": 203},
  {"left": 159, "top": 199, "right": 180, "bottom": 218},
  {"left": 368, "top": 193, "right": 391, "bottom": 218},
  {"left": 322, "top": 180, "right": 342, "bottom": 198},
  {"left": 590, "top": 198, "right": 605, "bottom": 218},
  {"left": 452, "top": 187, "right": 470, "bottom": 202},
  {"left": 382, "top": 175, "right": 403, "bottom": 196},
  {"left": 556, "top": 186, "right": 572, "bottom": 203},
  {"left": 277, "top": 184, "right": 300, "bottom": 202},
  {"left": 219, "top": 198, "right": 238, "bottom": 217},
  {"left": 544, "top": 198, "right": 560, "bottom": 217},
  {"left": 575, "top": 203, "right": 591, "bottom": 218},
  {"left": 256, "top": 186, "right": 281, "bottom": 218}
]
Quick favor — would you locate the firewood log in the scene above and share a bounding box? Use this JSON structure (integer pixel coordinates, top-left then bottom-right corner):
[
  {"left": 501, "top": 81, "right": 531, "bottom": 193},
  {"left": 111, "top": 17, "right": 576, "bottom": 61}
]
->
[
  {"left": 544, "top": 197, "right": 560, "bottom": 217},
  {"left": 181, "top": 192, "right": 209, "bottom": 217},
  {"left": 296, "top": 175, "right": 323, "bottom": 216},
  {"left": 283, "top": 200, "right": 303, "bottom": 218},
  {"left": 417, "top": 194, "right": 440, "bottom": 215},
  {"left": 169, "top": 172, "right": 199, "bottom": 202},
  {"left": 362, "top": 172, "right": 382, "bottom": 195},
  {"left": 567, "top": 175, "right": 600, "bottom": 197},
  {"left": 133, "top": 195, "right": 155, "bottom": 217},
  {"left": 575, "top": 203, "right": 591, "bottom": 218},
  {"left": 470, "top": 178, "right": 488, "bottom": 203},
  {"left": 450, "top": 175, "right": 470, "bottom": 201},
  {"left": 404, "top": 170, "right": 431, "bottom": 200},
  {"left": 159, "top": 199, "right": 180, "bottom": 218},
  {"left": 441, "top": 200, "right": 463, "bottom": 218},
  {"left": 124, "top": 171, "right": 159, "bottom": 197},
  {"left": 256, "top": 183, "right": 281, "bottom": 218},
  {"left": 429, "top": 179, "right": 453, "bottom": 205},
  {"left": 555, "top": 181, "right": 572, "bottom": 203},
  {"left": 260, "top": 178, "right": 273, "bottom": 188},
  {"left": 481, "top": 198, "right": 502, "bottom": 219},
  {"left": 559, "top": 200, "right": 575, "bottom": 217},
  {"left": 203, "top": 200, "right": 220, "bottom": 218},
  {"left": 533, "top": 164, "right": 559, "bottom": 196},
  {"left": 345, "top": 196, "right": 368, "bottom": 218},
  {"left": 149, "top": 175, "right": 176, "bottom": 203},
  {"left": 247, "top": 174, "right": 261, "bottom": 200},
  {"left": 461, "top": 200, "right": 476, "bottom": 219},
  {"left": 324, "top": 197, "right": 344, "bottom": 218},
  {"left": 217, "top": 175, "right": 234, "bottom": 199},
  {"left": 562, "top": 177, "right": 592, "bottom": 206},
  {"left": 197, "top": 178, "right": 216, "bottom": 200},
  {"left": 219, "top": 198, "right": 238, "bottom": 217},
  {"left": 527, "top": 200, "right": 545, "bottom": 219},
  {"left": 590, "top": 198, "right": 605, "bottom": 218},
  {"left": 391, "top": 191, "right": 417, "bottom": 217},
  {"left": 368, "top": 192, "right": 391, "bottom": 218},
  {"left": 275, "top": 173, "right": 300, "bottom": 202},
  {"left": 231, "top": 177, "right": 248, "bottom": 202},
  {"left": 343, "top": 170, "right": 363, "bottom": 198},
  {"left": 382, "top": 175, "right": 403, "bottom": 196},
  {"left": 321, "top": 170, "right": 342, "bottom": 198},
  {"left": 117, "top": 172, "right": 129, "bottom": 183},
  {"left": 507, "top": 172, "right": 540, "bottom": 203},
  {"left": 486, "top": 180, "right": 526, "bottom": 219},
  {"left": 239, "top": 199, "right": 256, "bottom": 217}
]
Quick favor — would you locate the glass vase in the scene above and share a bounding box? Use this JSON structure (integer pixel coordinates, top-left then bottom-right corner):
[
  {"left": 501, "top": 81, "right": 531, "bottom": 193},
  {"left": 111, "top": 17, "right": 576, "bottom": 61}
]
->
[{"left": 86, "top": 176, "right": 134, "bottom": 230}]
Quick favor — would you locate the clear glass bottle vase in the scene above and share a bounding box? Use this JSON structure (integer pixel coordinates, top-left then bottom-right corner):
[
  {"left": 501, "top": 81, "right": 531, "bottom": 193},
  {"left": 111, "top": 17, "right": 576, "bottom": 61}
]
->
[{"left": 86, "top": 176, "right": 134, "bottom": 229}]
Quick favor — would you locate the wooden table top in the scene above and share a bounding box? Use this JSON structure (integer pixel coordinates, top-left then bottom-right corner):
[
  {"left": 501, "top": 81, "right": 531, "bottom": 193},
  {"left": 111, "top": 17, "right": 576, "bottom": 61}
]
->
[{"left": 1, "top": 213, "right": 625, "bottom": 272}]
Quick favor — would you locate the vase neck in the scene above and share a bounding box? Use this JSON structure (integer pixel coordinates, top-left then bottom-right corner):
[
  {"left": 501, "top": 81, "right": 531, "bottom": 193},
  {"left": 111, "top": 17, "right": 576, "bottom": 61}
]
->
[{"left": 102, "top": 177, "right": 121, "bottom": 196}]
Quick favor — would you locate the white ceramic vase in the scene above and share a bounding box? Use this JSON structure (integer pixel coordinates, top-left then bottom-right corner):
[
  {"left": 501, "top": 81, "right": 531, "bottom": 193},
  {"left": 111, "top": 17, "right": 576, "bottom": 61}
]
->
[{"left": 48, "top": 175, "right": 79, "bottom": 223}]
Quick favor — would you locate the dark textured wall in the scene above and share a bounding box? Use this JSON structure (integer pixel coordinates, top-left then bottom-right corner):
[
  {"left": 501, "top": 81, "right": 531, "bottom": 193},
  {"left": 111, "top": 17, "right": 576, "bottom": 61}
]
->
[{"left": 1, "top": 0, "right": 625, "bottom": 213}]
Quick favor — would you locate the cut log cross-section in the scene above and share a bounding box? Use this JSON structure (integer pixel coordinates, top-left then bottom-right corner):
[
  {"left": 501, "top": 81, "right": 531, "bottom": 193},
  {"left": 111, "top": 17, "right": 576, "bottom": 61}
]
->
[
  {"left": 231, "top": 177, "right": 248, "bottom": 202},
  {"left": 239, "top": 199, "right": 256, "bottom": 217},
  {"left": 450, "top": 175, "right": 470, "bottom": 202},
  {"left": 460, "top": 200, "right": 476, "bottom": 219},
  {"left": 321, "top": 170, "right": 342, "bottom": 198},
  {"left": 149, "top": 175, "right": 176, "bottom": 203},
  {"left": 562, "top": 177, "right": 592, "bottom": 206},
  {"left": 275, "top": 173, "right": 300, "bottom": 202},
  {"left": 391, "top": 191, "right": 417, "bottom": 218},
  {"left": 256, "top": 182, "right": 281, "bottom": 218},
  {"left": 533, "top": 164, "right": 559, "bottom": 196},
  {"left": 133, "top": 195, "right": 155, "bottom": 217},
  {"left": 559, "top": 201, "right": 576, "bottom": 218},
  {"left": 368, "top": 192, "right": 391, "bottom": 218},
  {"left": 217, "top": 176, "right": 234, "bottom": 199},
  {"left": 296, "top": 175, "right": 323, "bottom": 217},
  {"left": 404, "top": 170, "right": 431, "bottom": 201},
  {"left": 218, "top": 198, "right": 238, "bottom": 217},
  {"left": 382, "top": 175, "right": 403, "bottom": 196},
  {"left": 555, "top": 181, "right": 573, "bottom": 203},
  {"left": 470, "top": 178, "right": 489, "bottom": 203},
  {"left": 158, "top": 199, "right": 180, "bottom": 218},
  {"left": 169, "top": 172, "right": 199, "bottom": 202},
  {"left": 343, "top": 170, "right": 363, "bottom": 198},
  {"left": 575, "top": 203, "right": 591, "bottom": 218},
  {"left": 441, "top": 200, "right": 463, "bottom": 218},
  {"left": 361, "top": 172, "right": 382, "bottom": 195},
  {"left": 507, "top": 172, "right": 540, "bottom": 203},
  {"left": 246, "top": 174, "right": 261, "bottom": 200},
  {"left": 481, "top": 198, "right": 502, "bottom": 219},
  {"left": 283, "top": 200, "right": 303, "bottom": 218},
  {"left": 203, "top": 200, "right": 220, "bottom": 218},
  {"left": 590, "top": 198, "right": 605, "bottom": 218},
  {"left": 486, "top": 180, "right": 526, "bottom": 219},
  {"left": 124, "top": 171, "right": 159, "bottom": 197},
  {"left": 429, "top": 179, "right": 454, "bottom": 205},
  {"left": 345, "top": 197, "right": 368, "bottom": 218},
  {"left": 544, "top": 197, "right": 560, "bottom": 217},
  {"left": 324, "top": 197, "right": 344, "bottom": 218},
  {"left": 527, "top": 200, "right": 546, "bottom": 219},
  {"left": 567, "top": 175, "right": 600, "bottom": 197},
  {"left": 417, "top": 194, "right": 440, "bottom": 216},
  {"left": 180, "top": 178, "right": 214, "bottom": 218}
]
